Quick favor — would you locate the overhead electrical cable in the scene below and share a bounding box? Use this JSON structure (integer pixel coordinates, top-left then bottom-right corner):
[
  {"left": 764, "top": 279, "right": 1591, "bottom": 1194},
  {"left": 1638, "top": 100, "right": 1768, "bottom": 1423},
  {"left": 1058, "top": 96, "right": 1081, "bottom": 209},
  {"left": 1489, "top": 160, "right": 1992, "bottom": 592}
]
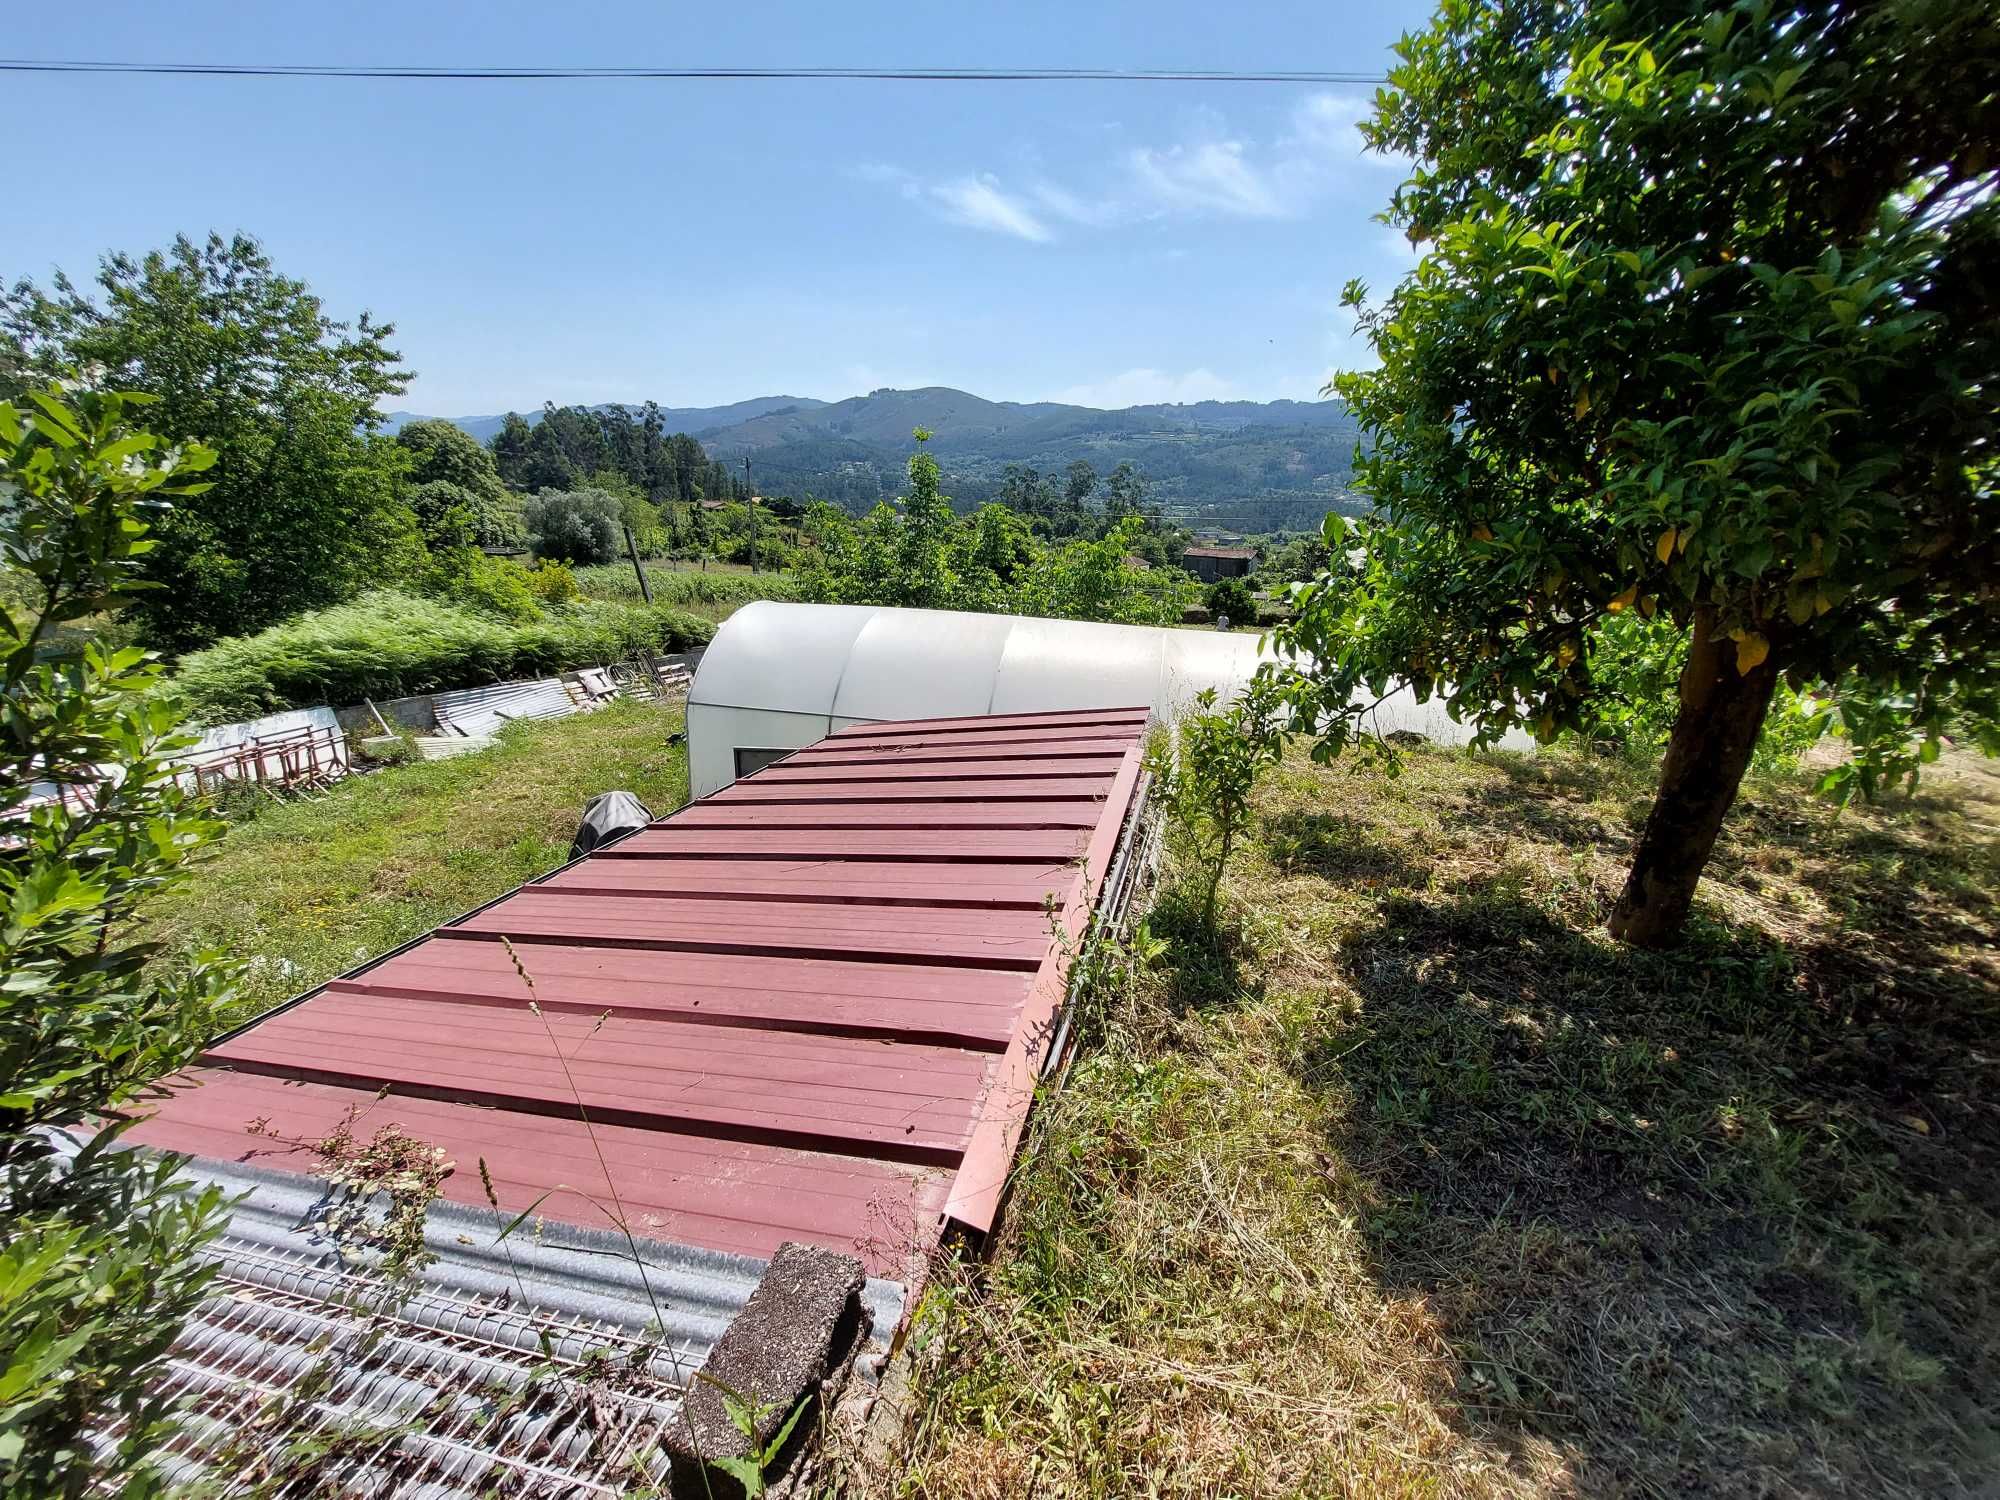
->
[{"left": 0, "top": 58, "right": 1389, "bottom": 84}]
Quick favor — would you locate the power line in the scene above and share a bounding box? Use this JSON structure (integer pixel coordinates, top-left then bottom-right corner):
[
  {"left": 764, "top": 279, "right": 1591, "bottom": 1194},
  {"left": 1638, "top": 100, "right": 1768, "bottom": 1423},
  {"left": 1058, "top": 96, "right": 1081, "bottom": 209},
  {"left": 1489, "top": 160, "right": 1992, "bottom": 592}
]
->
[{"left": 0, "top": 58, "right": 1389, "bottom": 85}]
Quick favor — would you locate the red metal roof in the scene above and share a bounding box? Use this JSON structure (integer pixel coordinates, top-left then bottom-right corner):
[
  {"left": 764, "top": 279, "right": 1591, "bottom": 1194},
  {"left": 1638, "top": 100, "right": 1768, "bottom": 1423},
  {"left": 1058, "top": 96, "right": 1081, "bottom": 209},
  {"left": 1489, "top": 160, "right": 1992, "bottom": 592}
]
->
[{"left": 130, "top": 706, "right": 1150, "bottom": 1281}]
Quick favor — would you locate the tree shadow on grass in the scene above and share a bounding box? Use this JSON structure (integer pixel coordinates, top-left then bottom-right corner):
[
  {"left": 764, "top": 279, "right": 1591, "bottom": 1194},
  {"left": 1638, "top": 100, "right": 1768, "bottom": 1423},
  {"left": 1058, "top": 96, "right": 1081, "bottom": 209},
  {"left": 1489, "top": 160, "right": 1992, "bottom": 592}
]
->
[
  {"left": 1260, "top": 810, "right": 1431, "bottom": 888},
  {"left": 1462, "top": 754, "right": 1652, "bottom": 856},
  {"left": 1144, "top": 885, "right": 1262, "bottom": 1017},
  {"left": 1286, "top": 879, "right": 2000, "bottom": 1495}
]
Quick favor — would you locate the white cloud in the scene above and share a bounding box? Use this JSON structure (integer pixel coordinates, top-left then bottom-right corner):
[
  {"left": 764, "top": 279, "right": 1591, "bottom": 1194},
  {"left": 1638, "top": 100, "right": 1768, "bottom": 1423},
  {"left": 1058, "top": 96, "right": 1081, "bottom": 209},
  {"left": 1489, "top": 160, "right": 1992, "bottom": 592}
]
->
[
  {"left": 854, "top": 161, "right": 920, "bottom": 197},
  {"left": 860, "top": 89, "right": 1402, "bottom": 240},
  {"left": 1052, "top": 367, "right": 1243, "bottom": 409},
  {"left": 927, "top": 175, "right": 1052, "bottom": 243},
  {"left": 855, "top": 164, "right": 1051, "bottom": 242},
  {"left": 1127, "top": 140, "right": 1287, "bottom": 218},
  {"left": 1283, "top": 92, "right": 1372, "bottom": 156},
  {"left": 1029, "top": 179, "right": 1122, "bottom": 229},
  {"left": 1117, "top": 90, "right": 1399, "bottom": 222}
]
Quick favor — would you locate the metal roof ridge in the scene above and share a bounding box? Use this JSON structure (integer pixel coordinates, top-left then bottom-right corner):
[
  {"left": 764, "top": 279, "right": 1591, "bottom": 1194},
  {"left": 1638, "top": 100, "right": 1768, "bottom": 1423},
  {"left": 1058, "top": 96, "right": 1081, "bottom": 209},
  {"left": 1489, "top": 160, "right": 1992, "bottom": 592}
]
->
[{"left": 942, "top": 745, "right": 1147, "bottom": 1236}]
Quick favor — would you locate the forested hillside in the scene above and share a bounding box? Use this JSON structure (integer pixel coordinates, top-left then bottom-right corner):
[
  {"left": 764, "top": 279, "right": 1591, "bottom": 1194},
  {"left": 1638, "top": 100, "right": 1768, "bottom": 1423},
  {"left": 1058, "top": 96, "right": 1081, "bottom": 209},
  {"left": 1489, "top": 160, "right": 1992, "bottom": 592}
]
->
[
  {"left": 379, "top": 395, "right": 827, "bottom": 447},
  {"left": 394, "top": 385, "right": 1365, "bottom": 528}
]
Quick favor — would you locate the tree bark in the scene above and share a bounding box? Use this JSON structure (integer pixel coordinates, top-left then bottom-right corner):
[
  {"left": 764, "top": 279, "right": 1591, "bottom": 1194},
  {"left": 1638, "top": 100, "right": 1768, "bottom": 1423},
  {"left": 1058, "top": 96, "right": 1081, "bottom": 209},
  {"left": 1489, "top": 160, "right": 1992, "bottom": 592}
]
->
[{"left": 1607, "top": 605, "right": 1780, "bottom": 948}]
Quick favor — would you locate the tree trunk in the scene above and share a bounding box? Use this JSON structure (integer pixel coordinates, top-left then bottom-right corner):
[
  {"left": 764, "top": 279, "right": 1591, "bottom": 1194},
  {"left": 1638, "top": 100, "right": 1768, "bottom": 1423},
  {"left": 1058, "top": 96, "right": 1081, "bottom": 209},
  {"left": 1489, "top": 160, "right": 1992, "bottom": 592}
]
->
[{"left": 1607, "top": 605, "right": 1780, "bottom": 948}]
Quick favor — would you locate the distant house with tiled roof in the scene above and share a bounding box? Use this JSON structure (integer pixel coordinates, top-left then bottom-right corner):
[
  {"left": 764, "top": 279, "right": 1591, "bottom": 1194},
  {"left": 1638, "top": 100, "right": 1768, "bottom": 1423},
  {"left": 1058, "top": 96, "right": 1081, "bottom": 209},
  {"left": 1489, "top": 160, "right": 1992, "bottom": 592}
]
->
[{"left": 1181, "top": 545, "right": 1256, "bottom": 584}]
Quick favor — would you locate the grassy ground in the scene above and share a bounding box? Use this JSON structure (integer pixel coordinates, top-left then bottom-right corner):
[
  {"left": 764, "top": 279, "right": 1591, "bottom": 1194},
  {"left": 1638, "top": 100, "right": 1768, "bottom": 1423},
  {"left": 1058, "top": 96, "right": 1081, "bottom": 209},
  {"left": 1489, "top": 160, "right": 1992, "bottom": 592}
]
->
[
  {"left": 893, "top": 744, "right": 2000, "bottom": 1498},
  {"left": 567, "top": 560, "right": 796, "bottom": 625},
  {"left": 140, "top": 699, "right": 688, "bottom": 1025}
]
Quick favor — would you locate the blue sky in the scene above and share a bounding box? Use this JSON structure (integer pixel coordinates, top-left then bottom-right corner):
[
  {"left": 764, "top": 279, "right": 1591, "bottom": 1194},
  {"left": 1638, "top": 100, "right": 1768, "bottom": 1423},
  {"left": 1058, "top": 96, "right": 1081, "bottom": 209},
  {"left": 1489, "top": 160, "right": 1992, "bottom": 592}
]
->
[{"left": 11, "top": 2, "right": 1432, "bottom": 414}]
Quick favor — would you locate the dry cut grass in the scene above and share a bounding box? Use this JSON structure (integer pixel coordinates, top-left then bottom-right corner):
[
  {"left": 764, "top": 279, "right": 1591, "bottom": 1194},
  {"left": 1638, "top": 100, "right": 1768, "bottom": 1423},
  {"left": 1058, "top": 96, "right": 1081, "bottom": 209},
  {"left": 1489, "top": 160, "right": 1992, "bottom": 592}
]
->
[{"left": 885, "top": 743, "right": 2000, "bottom": 1498}]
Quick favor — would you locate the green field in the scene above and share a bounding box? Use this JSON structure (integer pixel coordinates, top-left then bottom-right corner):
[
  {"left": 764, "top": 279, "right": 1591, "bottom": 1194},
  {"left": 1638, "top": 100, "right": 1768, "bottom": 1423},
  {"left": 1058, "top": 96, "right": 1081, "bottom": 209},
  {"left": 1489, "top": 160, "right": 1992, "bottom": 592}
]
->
[
  {"left": 567, "top": 560, "right": 797, "bottom": 623},
  {"left": 141, "top": 699, "right": 688, "bottom": 1024}
]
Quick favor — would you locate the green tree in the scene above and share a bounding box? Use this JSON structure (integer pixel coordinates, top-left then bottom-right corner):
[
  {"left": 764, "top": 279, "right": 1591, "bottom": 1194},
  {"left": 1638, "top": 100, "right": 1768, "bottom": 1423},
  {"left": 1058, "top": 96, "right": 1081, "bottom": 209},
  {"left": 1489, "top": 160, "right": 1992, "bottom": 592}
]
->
[
  {"left": 397, "top": 419, "right": 523, "bottom": 550},
  {"left": 524, "top": 487, "right": 621, "bottom": 565},
  {"left": 1207, "top": 577, "right": 1256, "bottom": 628},
  {"left": 491, "top": 412, "right": 537, "bottom": 486},
  {"left": 965, "top": 503, "right": 1036, "bottom": 588},
  {"left": 1020, "top": 517, "right": 1195, "bottom": 626},
  {"left": 584, "top": 469, "right": 666, "bottom": 556},
  {"left": 894, "top": 430, "right": 961, "bottom": 609},
  {"left": 1262, "top": 532, "right": 1331, "bottom": 588},
  {"left": 0, "top": 384, "right": 237, "bottom": 1493},
  {"left": 395, "top": 419, "right": 504, "bottom": 500},
  {"left": 407, "top": 480, "right": 483, "bottom": 552},
  {"left": 1276, "top": 0, "right": 2000, "bottom": 946},
  {"left": 1, "top": 234, "right": 418, "bottom": 648},
  {"left": 1144, "top": 682, "right": 1287, "bottom": 929},
  {"left": 1063, "top": 460, "right": 1098, "bottom": 513},
  {"left": 1103, "top": 461, "right": 1148, "bottom": 522}
]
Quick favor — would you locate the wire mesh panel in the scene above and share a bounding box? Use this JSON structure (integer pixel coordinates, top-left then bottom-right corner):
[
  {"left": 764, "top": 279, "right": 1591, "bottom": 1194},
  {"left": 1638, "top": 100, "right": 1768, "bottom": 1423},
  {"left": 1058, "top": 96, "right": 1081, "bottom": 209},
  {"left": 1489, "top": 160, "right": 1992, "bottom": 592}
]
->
[{"left": 127, "top": 1240, "right": 690, "bottom": 1499}]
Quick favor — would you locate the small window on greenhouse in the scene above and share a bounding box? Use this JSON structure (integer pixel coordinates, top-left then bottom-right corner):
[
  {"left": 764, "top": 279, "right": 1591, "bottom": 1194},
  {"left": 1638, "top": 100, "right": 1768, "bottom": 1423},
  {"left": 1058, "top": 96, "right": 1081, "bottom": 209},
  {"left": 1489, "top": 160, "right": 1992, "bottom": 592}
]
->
[{"left": 735, "top": 746, "right": 795, "bottom": 779}]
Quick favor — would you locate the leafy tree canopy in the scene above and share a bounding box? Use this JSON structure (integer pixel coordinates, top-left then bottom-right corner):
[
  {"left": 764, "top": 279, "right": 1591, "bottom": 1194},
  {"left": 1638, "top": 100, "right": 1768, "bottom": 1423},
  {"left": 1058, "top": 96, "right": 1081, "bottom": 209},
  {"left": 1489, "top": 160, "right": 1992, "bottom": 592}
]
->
[
  {"left": 1207, "top": 576, "right": 1256, "bottom": 627},
  {"left": 798, "top": 433, "right": 1196, "bottom": 626},
  {"left": 524, "top": 487, "right": 623, "bottom": 566},
  {"left": 1, "top": 234, "right": 418, "bottom": 649},
  {"left": 491, "top": 402, "right": 742, "bottom": 510},
  {"left": 395, "top": 418, "right": 506, "bottom": 503},
  {"left": 1274, "top": 0, "right": 1998, "bottom": 945},
  {"left": 1, "top": 384, "right": 237, "bottom": 1490}
]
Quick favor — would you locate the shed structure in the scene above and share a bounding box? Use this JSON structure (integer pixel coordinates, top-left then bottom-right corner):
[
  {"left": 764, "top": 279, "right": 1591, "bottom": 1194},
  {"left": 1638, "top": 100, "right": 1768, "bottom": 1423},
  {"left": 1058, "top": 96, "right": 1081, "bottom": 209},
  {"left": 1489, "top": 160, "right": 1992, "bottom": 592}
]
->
[
  {"left": 120, "top": 705, "right": 1155, "bottom": 1493},
  {"left": 131, "top": 704, "right": 1149, "bottom": 1291},
  {"left": 686, "top": 601, "right": 1262, "bottom": 797},
  {"left": 1180, "top": 545, "right": 1256, "bottom": 583}
]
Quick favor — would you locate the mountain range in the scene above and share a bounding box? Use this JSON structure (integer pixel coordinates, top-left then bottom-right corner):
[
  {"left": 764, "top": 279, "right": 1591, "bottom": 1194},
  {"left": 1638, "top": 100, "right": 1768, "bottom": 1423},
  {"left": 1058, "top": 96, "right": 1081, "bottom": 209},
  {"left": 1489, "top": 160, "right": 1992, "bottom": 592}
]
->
[{"left": 380, "top": 386, "right": 1364, "bottom": 530}]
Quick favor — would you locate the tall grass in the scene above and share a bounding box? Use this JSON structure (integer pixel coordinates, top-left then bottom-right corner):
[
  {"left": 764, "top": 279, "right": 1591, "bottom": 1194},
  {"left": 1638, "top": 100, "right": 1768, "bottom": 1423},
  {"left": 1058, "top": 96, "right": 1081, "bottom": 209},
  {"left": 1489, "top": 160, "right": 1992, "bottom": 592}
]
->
[
  {"left": 568, "top": 563, "right": 797, "bottom": 608},
  {"left": 173, "top": 589, "right": 712, "bottom": 723}
]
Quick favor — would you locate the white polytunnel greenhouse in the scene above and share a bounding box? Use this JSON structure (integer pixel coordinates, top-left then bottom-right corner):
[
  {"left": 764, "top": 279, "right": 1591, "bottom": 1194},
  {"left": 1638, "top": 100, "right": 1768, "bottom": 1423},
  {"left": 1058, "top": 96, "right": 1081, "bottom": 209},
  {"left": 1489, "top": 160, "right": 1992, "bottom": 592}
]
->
[{"left": 684, "top": 602, "right": 1522, "bottom": 798}]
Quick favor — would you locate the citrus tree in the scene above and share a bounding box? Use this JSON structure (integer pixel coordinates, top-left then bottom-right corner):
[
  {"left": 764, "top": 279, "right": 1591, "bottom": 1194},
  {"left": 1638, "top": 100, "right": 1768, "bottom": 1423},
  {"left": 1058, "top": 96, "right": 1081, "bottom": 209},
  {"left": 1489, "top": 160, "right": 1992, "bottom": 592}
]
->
[
  {"left": 1275, "top": 0, "right": 1998, "bottom": 946},
  {"left": 1145, "top": 682, "right": 1287, "bottom": 929}
]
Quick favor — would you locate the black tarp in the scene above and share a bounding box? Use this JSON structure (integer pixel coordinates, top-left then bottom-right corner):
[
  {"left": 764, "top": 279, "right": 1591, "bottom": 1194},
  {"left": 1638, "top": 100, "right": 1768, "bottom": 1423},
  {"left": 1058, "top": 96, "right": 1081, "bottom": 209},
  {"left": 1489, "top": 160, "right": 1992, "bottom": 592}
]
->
[{"left": 569, "top": 790, "right": 653, "bottom": 860}]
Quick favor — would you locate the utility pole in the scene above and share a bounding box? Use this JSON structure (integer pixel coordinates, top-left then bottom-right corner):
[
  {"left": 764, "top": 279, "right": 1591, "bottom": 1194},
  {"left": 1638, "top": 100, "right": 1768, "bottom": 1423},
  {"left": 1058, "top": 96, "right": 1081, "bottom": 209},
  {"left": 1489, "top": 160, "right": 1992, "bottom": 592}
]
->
[
  {"left": 745, "top": 456, "right": 757, "bottom": 574},
  {"left": 622, "top": 524, "right": 653, "bottom": 604}
]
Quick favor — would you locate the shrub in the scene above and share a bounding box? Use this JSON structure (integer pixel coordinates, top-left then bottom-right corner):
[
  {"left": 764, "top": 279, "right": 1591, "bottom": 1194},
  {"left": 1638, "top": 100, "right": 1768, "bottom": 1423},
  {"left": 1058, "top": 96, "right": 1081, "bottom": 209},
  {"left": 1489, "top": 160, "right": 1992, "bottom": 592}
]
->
[
  {"left": 524, "top": 488, "right": 621, "bottom": 565},
  {"left": 173, "top": 589, "right": 712, "bottom": 722},
  {"left": 1205, "top": 577, "right": 1255, "bottom": 628},
  {"left": 1584, "top": 608, "right": 1838, "bottom": 772},
  {"left": 419, "top": 547, "right": 541, "bottom": 623},
  {"left": 524, "top": 559, "right": 580, "bottom": 606},
  {"left": 1143, "top": 680, "right": 1286, "bottom": 929},
  {"left": 1, "top": 385, "right": 238, "bottom": 1493}
]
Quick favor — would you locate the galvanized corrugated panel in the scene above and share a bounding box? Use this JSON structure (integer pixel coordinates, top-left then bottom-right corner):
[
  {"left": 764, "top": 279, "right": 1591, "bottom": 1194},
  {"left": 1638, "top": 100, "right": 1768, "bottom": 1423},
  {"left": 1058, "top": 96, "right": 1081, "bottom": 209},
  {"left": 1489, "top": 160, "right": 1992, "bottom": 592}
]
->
[
  {"left": 433, "top": 677, "right": 578, "bottom": 738},
  {"left": 132, "top": 706, "right": 1152, "bottom": 1292},
  {"left": 73, "top": 1146, "right": 893, "bottom": 1498}
]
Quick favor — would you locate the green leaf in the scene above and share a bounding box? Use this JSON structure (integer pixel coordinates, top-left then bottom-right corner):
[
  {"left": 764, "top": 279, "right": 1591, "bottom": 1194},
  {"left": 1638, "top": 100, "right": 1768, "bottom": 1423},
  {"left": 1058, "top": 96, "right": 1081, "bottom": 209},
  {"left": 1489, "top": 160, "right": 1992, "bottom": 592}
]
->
[
  {"left": 763, "top": 1394, "right": 811, "bottom": 1459},
  {"left": 492, "top": 1187, "right": 564, "bottom": 1243},
  {"left": 709, "top": 1455, "right": 765, "bottom": 1494},
  {"left": 25, "top": 390, "right": 85, "bottom": 441}
]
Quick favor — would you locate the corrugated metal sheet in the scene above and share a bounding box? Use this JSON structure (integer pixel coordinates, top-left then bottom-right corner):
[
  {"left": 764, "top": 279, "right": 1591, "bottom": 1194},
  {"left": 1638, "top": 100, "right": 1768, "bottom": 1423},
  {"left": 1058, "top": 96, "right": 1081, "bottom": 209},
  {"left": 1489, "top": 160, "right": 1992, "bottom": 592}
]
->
[
  {"left": 131, "top": 706, "right": 1152, "bottom": 1292},
  {"left": 433, "top": 677, "right": 578, "bottom": 738}
]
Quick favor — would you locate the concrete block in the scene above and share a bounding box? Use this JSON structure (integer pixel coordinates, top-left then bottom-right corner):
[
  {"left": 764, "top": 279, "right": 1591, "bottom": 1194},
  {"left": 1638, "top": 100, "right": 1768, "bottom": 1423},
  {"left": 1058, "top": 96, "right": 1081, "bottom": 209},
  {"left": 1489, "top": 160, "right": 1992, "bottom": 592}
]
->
[{"left": 665, "top": 1241, "right": 867, "bottom": 1498}]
